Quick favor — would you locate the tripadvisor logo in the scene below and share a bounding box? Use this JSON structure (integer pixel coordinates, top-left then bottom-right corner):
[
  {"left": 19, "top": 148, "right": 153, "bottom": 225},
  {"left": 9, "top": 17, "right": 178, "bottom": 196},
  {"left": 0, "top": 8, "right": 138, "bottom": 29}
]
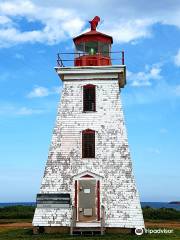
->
[
  {"left": 135, "top": 228, "right": 174, "bottom": 235},
  {"left": 145, "top": 228, "right": 174, "bottom": 234}
]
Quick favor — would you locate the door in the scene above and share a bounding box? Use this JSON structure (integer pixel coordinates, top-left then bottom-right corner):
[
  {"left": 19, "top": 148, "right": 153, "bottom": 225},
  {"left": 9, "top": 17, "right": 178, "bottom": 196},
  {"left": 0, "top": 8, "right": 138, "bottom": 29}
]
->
[{"left": 78, "top": 179, "right": 97, "bottom": 222}]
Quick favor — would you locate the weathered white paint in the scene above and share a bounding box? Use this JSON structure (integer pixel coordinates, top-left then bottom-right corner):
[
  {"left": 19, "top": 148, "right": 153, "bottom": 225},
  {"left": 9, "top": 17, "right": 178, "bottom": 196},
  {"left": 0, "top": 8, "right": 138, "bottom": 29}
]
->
[{"left": 33, "top": 66, "right": 144, "bottom": 229}]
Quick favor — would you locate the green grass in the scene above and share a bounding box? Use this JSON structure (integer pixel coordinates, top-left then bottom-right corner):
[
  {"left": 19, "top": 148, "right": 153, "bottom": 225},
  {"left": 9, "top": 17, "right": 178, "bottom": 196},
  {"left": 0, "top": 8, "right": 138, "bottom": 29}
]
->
[
  {"left": 0, "top": 205, "right": 35, "bottom": 219},
  {"left": 0, "top": 228, "right": 180, "bottom": 240},
  {"left": 1, "top": 205, "right": 180, "bottom": 221},
  {"left": 0, "top": 205, "right": 180, "bottom": 239},
  {"left": 143, "top": 207, "right": 180, "bottom": 220}
]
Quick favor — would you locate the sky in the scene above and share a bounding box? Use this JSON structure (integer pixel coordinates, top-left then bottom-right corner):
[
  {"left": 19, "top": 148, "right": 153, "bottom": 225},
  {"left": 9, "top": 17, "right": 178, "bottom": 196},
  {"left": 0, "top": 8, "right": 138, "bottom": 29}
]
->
[{"left": 0, "top": 0, "right": 180, "bottom": 202}]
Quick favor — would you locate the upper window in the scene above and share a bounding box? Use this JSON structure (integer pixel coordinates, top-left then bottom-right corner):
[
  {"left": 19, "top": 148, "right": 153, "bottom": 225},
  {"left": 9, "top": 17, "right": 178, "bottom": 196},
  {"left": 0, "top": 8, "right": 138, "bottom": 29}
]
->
[
  {"left": 82, "top": 129, "right": 95, "bottom": 158},
  {"left": 83, "top": 84, "right": 96, "bottom": 112}
]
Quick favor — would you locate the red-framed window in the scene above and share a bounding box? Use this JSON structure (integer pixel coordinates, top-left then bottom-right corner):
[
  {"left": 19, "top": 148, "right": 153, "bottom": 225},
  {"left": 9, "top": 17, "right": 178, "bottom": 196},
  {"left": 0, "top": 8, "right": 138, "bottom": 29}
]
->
[
  {"left": 82, "top": 129, "right": 95, "bottom": 158},
  {"left": 83, "top": 84, "right": 96, "bottom": 112}
]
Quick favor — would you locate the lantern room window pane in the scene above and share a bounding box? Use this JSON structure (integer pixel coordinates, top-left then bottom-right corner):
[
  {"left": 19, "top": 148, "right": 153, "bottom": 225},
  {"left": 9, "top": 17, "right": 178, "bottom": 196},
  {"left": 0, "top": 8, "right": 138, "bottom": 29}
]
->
[
  {"left": 85, "top": 42, "right": 98, "bottom": 55},
  {"left": 76, "top": 43, "right": 84, "bottom": 53},
  {"left": 82, "top": 130, "right": 95, "bottom": 158},
  {"left": 83, "top": 85, "right": 96, "bottom": 112},
  {"left": 99, "top": 42, "right": 110, "bottom": 57}
]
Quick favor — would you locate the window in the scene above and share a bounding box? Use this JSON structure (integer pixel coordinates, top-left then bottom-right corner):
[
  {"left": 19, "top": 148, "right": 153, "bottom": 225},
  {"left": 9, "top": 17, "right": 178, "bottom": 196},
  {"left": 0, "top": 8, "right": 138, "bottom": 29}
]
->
[
  {"left": 82, "top": 129, "right": 95, "bottom": 158},
  {"left": 85, "top": 41, "right": 98, "bottom": 55},
  {"left": 75, "top": 42, "right": 85, "bottom": 56},
  {"left": 83, "top": 84, "right": 96, "bottom": 112},
  {"left": 99, "top": 42, "right": 110, "bottom": 57}
]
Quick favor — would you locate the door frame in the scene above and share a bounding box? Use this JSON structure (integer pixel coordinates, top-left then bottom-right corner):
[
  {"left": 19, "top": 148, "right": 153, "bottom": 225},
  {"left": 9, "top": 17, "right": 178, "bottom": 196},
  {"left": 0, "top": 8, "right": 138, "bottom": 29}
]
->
[{"left": 73, "top": 171, "right": 102, "bottom": 222}]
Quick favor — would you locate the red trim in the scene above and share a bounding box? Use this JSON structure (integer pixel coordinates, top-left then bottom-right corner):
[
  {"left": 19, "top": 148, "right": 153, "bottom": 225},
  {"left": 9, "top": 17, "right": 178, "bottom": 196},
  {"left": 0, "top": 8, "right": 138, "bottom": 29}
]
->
[
  {"left": 82, "top": 129, "right": 95, "bottom": 134},
  {"left": 94, "top": 85, "right": 96, "bottom": 112},
  {"left": 75, "top": 55, "right": 111, "bottom": 66},
  {"left": 84, "top": 84, "right": 95, "bottom": 89},
  {"left": 81, "top": 174, "right": 94, "bottom": 178},
  {"left": 75, "top": 180, "right": 77, "bottom": 219},
  {"left": 83, "top": 85, "right": 96, "bottom": 111},
  {"left": 97, "top": 180, "right": 100, "bottom": 221},
  {"left": 73, "top": 30, "right": 113, "bottom": 44},
  {"left": 82, "top": 129, "right": 95, "bottom": 158}
]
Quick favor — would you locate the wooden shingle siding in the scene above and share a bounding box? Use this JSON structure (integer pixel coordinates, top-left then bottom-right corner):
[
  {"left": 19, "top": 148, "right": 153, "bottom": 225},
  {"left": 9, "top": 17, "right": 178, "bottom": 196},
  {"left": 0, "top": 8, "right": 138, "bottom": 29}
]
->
[{"left": 33, "top": 72, "right": 144, "bottom": 229}]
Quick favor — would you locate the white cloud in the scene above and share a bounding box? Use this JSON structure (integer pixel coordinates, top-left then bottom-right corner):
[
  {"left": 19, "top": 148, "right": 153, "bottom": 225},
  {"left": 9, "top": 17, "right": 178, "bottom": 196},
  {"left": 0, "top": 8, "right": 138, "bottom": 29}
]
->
[
  {"left": 27, "top": 86, "right": 62, "bottom": 98},
  {"left": 122, "top": 80, "right": 180, "bottom": 105},
  {"left": 27, "top": 86, "right": 49, "bottom": 98},
  {"left": 0, "top": 15, "right": 11, "bottom": 24},
  {"left": 0, "top": 0, "right": 180, "bottom": 47},
  {"left": 0, "top": 0, "right": 85, "bottom": 47},
  {"left": 16, "top": 107, "right": 43, "bottom": 115},
  {"left": 0, "top": 103, "right": 44, "bottom": 116},
  {"left": 103, "top": 18, "right": 155, "bottom": 43},
  {"left": 174, "top": 49, "right": 180, "bottom": 67},
  {"left": 127, "top": 64, "right": 162, "bottom": 87}
]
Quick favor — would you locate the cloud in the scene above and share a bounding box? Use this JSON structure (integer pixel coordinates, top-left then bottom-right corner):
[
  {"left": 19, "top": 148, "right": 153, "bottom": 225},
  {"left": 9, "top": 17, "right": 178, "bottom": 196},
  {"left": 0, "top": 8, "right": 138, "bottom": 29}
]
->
[
  {"left": 127, "top": 64, "right": 162, "bottom": 87},
  {"left": 174, "top": 49, "right": 180, "bottom": 67},
  {"left": 27, "top": 86, "right": 49, "bottom": 98},
  {"left": 0, "top": 0, "right": 85, "bottom": 47},
  {"left": 0, "top": 0, "right": 180, "bottom": 47},
  {"left": 122, "top": 80, "right": 180, "bottom": 105},
  {"left": 27, "top": 86, "right": 62, "bottom": 98},
  {"left": 0, "top": 103, "right": 44, "bottom": 116},
  {"left": 16, "top": 107, "right": 43, "bottom": 115},
  {"left": 0, "top": 15, "right": 11, "bottom": 24},
  {"left": 102, "top": 18, "right": 155, "bottom": 43}
]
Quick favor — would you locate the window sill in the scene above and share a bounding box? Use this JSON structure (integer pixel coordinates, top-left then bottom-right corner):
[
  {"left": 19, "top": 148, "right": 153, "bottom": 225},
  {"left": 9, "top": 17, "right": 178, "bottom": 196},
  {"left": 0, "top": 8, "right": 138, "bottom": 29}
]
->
[{"left": 82, "top": 157, "right": 96, "bottom": 160}]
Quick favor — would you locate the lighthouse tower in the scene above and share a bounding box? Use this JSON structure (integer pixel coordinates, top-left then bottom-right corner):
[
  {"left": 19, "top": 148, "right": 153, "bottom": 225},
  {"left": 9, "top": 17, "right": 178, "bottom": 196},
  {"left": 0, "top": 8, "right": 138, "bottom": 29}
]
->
[{"left": 33, "top": 16, "right": 144, "bottom": 234}]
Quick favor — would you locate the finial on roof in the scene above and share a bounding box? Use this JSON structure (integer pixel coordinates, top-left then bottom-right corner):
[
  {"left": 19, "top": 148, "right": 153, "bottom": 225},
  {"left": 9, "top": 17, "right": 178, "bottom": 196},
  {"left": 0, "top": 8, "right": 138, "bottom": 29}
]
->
[{"left": 89, "top": 16, "right": 100, "bottom": 31}]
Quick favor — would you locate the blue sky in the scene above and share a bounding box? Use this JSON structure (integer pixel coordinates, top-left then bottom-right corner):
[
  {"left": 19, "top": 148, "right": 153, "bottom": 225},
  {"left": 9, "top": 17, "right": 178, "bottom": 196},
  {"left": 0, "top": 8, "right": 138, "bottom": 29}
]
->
[{"left": 0, "top": 0, "right": 180, "bottom": 202}]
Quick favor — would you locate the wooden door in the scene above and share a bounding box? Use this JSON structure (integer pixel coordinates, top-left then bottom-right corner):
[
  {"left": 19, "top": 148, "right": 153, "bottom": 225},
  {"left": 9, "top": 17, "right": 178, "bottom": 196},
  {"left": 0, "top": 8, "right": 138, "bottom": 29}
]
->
[{"left": 78, "top": 180, "right": 97, "bottom": 222}]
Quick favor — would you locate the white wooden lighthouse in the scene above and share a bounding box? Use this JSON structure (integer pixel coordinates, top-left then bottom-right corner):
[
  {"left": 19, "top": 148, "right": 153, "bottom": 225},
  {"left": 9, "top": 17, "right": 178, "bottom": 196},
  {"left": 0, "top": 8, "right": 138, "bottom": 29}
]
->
[{"left": 33, "top": 16, "right": 144, "bottom": 235}]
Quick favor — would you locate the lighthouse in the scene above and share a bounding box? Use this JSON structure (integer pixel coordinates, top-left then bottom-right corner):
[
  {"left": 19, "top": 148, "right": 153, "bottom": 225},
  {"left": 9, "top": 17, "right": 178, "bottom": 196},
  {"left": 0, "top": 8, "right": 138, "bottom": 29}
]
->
[{"left": 33, "top": 16, "right": 144, "bottom": 235}]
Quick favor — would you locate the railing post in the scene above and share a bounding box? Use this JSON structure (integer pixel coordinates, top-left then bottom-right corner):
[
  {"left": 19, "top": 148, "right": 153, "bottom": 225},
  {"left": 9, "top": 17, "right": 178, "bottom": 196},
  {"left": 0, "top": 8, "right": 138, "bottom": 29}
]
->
[{"left": 122, "top": 50, "right": 125, "bottom": 65}]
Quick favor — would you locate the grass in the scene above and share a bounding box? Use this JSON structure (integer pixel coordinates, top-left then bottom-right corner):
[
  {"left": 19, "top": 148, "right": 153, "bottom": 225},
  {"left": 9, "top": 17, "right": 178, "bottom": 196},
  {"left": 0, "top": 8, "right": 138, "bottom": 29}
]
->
[
  {"left": 0, "top": 205, "right": 35, "bottom": 220},
  {"left": 1, "top": 205, "right": 180, "bottom": 222},
  {"left": 143, "top": 207, "right": 180, "bottom": 220},
  {"left": 0, "top": 228, "right": 179, "bottom": 240},
  {"left": 0, "top": 206, "right": 180, "bottom": 239}
]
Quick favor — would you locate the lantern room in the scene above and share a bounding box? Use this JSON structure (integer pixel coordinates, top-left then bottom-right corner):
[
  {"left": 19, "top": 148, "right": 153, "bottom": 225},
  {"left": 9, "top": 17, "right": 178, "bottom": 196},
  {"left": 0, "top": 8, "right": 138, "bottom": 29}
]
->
[{"left": 73, "top": 16, "right": 113, "bottom": 66}]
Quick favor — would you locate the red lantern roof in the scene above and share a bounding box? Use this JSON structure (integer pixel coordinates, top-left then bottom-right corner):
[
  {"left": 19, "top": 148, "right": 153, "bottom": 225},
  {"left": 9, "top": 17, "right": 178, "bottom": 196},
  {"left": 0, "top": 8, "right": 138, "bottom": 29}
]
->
[
  {"left": 73, "top": 16, "right": 113, "bottom": 44},
  {"left": 73, "top": 30, "right": 113, "bottom": 44}
]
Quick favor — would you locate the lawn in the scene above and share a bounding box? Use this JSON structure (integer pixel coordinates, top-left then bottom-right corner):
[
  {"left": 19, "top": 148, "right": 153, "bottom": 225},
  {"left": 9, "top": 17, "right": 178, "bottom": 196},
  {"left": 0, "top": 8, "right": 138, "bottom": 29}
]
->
[
  {"left": 0, "top": 228, "right": 180, "bottom": 240},
  {"left": 0, "top": 206, "right": 180, "bottom": 239}
]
